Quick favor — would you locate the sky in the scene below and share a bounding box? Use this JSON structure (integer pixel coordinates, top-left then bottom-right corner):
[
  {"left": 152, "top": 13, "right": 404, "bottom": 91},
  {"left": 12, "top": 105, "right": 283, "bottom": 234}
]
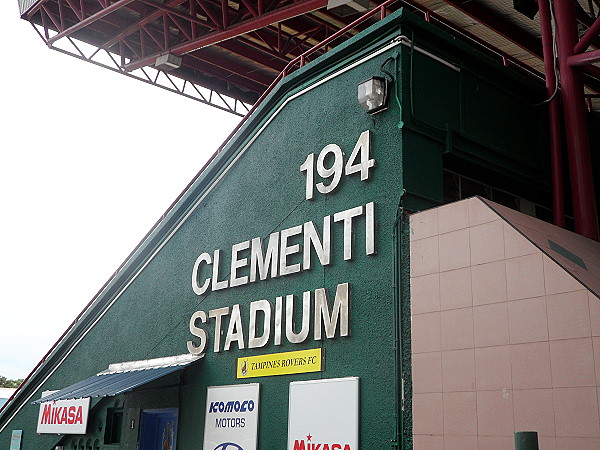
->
[{"left": 0, "top": 1, "right": 240, "bottom": 380}]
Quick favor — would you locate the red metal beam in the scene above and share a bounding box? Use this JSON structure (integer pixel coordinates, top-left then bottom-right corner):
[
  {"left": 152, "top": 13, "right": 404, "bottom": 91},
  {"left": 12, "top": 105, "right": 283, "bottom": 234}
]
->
[
  {"left": 183, "top": 55, "right": 266, "bottom": 93},
  {"left": 135, "top": 0, "right": 212, "bottom": 29},
  {"left": 41, "top": 4, "right": 63, "bottom": 32},
  {"left": 58, "top": 0, "right": 65, "bottom": 30},
  {"left": 202, "top": 1, "right": 329, "bottom": 55},
  {"left": 27, "top": 0, "right": 54, "bottom": 18},
  {"left": 554, "top": 0, "right": 599, "bottom": 240},
  {"left": 212, "top": 0, "right": 398, "bottom": 157},
  {"left": 218, "top": 39, "right": 286, "bottom": 72},
  {"left": 122, "top": 33, "right": 141, "bottom": 58},
  {"left": 141, "top": 23, "right": 165, "bottom": 50},
  {"left": 40, "top": 7, "right": 51, "bottom": 39},
  {"left": 568, "top": 48, "right": 600, "bottom": 66},
  {"left": 271, "top": 15, "right": 335, "bottom": 53},
  {"left": 194, "top": 0, "right": 223, "bottom": 29},
  {"left": 40, "top": 0, "right": 137, "bottom": 37},
  {"left": 101, "top": 0, "right": 192, "bottom": 50},
  {"left": 397, "top": 0, "right": 544, "bottom": 79},
  {"left": 190, "top": 0, "right": 198, "bottom": 38},
  {"left": 249, "top": 29, "right": 280, "bottom": 54},
  {"left": 280, "top": 25, "right": 324, "bottom": 57},
  {"left": 237, "top": 34, "right": 292, "bottom": 63},
  {"left": 110, "top": 6, "right": 304, "bottom": 69},
  {"left": 63, "top": 0, "right": 83, "bottom": 20},
  {"left": 538, "top": 0, "right": 565, "bottom": 228},
  {"left": 123, "top": 0, "right": 328, "bottom": 71},
  {"left": 164, "top": 12, "right": 170, "bottom": 49},
  {"left": 214, "top": 13, "right": 327, "bottom": 61},
  {"left": 583, "top": 63, "right": 600, "bottom": 78},
  {"left": 287, "top": 0, "right": 398, "bottom": 71},
  {"left": 574, "top": 3, "right": 600, "bottom": 50},
  {"left": 221, "top": 0, "right": 229, "bottom": 28},
  {"left": 252, "top": 25, "right": 323, "bottom": 59},
  {"left": 574, "top": 13, "right": 600, "bottom": 53},
  {"left": 170, "top": 13, "right": 193, "bottom": 41},
  {"left": 47, "top": 0, "right": 135, "bottom": 45},
  {"left": 441, "top": 0, "right": 543, "bottom": 59},
  {"left": 240, "top": 0, "right": 258, "bottom": 18},
  {"left": 188, "top": 50, "right": 272, "bottom": 86}
]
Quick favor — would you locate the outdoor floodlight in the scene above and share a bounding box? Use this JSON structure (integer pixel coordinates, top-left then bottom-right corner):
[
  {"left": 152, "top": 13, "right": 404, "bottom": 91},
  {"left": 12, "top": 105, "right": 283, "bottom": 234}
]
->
[
  {"left": 327, "top": 0, "right": 370, "bottom": 16},
  {"left": 357, "top": 76, "right": 389, "bottom": 114},
  {"left": 155, "top": 53, "right": 182, "bottom": 71}
]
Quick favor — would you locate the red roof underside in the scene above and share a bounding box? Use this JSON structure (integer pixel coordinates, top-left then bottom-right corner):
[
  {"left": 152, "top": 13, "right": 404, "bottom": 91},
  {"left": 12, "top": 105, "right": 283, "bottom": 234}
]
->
[{"left": 21, "top": 0, "right": 600, "bottom": 109}]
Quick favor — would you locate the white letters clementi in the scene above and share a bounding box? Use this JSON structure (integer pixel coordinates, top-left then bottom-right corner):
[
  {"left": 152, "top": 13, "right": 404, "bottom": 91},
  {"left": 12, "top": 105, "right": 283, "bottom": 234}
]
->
[{"left": 191, "top": 202, "right": 375, "bottom": 296}]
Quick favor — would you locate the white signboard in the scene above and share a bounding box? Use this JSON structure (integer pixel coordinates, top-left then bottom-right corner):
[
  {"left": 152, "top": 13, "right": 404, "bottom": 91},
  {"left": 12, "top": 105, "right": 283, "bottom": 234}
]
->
[
  {"left": 203, "top": 383, "right": 260, "bottom": 450},
  {"left": 36, "top": 397, "right": 90, "bottom": 434},
  {"left": 288, "top": 377, "right": 359, "bottom": 450}
]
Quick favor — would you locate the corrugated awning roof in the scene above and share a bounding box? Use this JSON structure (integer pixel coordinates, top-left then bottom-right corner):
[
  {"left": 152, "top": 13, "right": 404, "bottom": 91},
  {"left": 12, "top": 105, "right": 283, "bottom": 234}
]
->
[{"left": 32, "top": 354, "right": 201, "bottom": 404}]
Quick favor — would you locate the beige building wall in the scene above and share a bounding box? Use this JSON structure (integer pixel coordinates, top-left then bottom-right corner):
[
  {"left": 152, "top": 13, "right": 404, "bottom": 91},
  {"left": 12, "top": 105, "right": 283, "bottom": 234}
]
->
[{"left": 410, "top": 197, "right": 600, "bottom": 450}]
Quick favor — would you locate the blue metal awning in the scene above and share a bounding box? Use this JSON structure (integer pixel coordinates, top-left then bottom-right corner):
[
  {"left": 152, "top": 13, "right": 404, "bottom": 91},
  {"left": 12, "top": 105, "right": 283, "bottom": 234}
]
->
[{"left": 33, "top": 354, "right": 201, "bottom": 404}]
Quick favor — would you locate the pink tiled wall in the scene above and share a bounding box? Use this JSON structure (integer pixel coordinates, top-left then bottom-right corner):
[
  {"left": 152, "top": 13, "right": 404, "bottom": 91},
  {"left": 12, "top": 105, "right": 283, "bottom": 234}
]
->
[{"left": 410, "top": 197, "right": 600, "bottom": 450}]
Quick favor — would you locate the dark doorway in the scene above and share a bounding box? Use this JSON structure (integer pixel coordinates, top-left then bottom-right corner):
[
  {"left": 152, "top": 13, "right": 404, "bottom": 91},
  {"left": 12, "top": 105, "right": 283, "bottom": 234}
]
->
[{"left": 138, "top": 408, "right": 178, "bottom": 450}]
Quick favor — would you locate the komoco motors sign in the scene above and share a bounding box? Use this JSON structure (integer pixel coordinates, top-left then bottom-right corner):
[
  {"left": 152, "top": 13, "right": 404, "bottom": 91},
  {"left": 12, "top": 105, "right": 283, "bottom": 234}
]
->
[
  {"left": 36, "top": 397, "right": 90, "bottom": 434},
  {"left": 203, "top": 384, "right": 260, "bottom": 450}
]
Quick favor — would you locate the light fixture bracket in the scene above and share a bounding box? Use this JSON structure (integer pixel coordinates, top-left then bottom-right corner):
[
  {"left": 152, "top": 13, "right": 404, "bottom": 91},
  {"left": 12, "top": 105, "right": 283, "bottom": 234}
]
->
[
  {"left": 155, "top": 53, "right": 182, "bottom": 71},
  {"left": 327, "top": 0, "right": 370, "bottom": 16},
  {"left": 357, "top": 76, "right": 390, "bottom": 115}
]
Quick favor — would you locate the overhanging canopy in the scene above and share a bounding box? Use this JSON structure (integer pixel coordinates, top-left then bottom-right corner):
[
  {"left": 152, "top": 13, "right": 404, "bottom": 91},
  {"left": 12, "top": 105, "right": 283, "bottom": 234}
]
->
[
  {"left": 32, "top": 354, "right": 201, "bottom": 404},
  {"left": 19, "top": 0, "right": 600, "bottom": 114}
]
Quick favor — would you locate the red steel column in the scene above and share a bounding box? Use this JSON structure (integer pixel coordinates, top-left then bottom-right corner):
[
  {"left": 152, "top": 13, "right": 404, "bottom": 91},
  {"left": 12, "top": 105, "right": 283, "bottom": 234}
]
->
[
  {"left": 538, "top": 0, "right": 566, "bottom": 228},
  {"left": 554, "top": 0, "right": 599, "bottom": 240}
]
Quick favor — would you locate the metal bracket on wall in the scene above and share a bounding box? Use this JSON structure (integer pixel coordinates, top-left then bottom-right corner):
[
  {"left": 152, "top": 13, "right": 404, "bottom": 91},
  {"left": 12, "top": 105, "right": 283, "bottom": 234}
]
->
[{"left": 401, "top": 376, "right": 405, "bottom": 411}]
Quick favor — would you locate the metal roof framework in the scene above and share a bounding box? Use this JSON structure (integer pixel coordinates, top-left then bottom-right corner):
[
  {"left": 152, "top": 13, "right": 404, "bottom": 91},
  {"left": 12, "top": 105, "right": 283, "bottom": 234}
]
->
[
  {"left": 17, "top": 0, "right": 600, "bottom": 235},
  {"left": 19, "top": 0, "right": 600, "bottom": 110}
]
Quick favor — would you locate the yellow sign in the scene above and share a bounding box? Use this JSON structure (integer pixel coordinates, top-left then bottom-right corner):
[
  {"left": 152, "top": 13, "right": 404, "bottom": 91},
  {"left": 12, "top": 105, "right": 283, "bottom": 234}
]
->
[{"left": 237, "top": 348, "right": 323, "bottom": 379}]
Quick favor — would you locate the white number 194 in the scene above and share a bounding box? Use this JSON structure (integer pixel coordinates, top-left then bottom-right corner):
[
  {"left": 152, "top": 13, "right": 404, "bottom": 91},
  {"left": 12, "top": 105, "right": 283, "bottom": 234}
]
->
[{"left": 300, "top": 130, "right": 375, "bottom": 200}]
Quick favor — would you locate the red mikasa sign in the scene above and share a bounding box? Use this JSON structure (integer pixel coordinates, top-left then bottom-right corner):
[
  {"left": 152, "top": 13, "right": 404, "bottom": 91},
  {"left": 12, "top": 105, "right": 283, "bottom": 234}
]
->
[{"left": 36, "top": 397, "right": 90, "bottom": 434}]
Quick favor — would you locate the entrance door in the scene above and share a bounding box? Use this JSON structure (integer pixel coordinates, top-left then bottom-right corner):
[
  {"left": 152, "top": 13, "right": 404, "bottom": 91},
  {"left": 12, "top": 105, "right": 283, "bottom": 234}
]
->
[{"left": 138, "top": 408, "right": 178, "bottom": 450}]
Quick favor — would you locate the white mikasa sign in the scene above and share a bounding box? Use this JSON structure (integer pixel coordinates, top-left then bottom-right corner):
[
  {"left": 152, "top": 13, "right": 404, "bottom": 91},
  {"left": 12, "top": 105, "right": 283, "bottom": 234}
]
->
[
  {"left": 36, "top": 397, "right": 90, "bottom": 434},
  {"left": 288, "top": 377, "right": 359, "bottom": 450},
  {"left": 203, "top": 383, "right": 260, "bottom": 450}
]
